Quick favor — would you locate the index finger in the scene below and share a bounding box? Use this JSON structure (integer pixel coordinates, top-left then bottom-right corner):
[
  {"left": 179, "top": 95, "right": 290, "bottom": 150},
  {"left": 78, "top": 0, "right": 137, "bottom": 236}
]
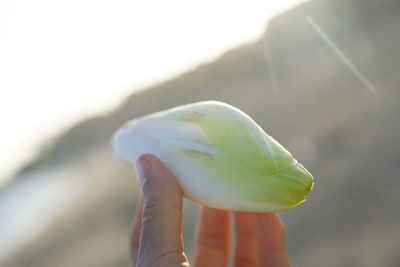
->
[
  {"left": 252, "top": 213, "right": 290, "bottom": 267},
  {"left": 193, "top": 207, "right": 230, "bottom": 267}
]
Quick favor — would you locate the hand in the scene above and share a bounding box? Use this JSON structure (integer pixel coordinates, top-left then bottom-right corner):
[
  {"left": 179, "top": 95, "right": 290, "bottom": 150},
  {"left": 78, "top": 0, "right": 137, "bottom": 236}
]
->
[{"left": 131, "top": 154, "right": 290, "bottom": 267}]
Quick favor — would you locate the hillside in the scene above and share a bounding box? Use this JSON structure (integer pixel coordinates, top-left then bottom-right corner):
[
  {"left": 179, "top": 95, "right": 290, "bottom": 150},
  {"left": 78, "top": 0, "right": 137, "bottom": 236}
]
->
[{"left": 3, "top": 0, "right": 400, "bottom": 266}]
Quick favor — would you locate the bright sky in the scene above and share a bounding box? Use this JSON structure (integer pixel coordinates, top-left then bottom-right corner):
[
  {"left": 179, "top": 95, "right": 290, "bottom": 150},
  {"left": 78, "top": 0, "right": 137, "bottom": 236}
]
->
[{"left": 0, "top": 0, "right": 304, "bottom": 184}]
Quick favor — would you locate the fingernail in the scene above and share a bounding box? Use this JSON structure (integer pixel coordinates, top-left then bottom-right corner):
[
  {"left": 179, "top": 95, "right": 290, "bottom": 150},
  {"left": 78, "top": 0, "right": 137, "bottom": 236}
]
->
[{"left": 136, "top": 157, "right": 152, "bottom": 186}]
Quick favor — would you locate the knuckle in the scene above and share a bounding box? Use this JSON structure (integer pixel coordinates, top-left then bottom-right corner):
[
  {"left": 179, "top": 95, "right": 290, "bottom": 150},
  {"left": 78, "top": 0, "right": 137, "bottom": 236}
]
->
[
  {"left": 141, "top": 199, "right": 161, "bottom": 226},
  {"left": 197, "top": 232, "right": 228, "bottom": 249}
]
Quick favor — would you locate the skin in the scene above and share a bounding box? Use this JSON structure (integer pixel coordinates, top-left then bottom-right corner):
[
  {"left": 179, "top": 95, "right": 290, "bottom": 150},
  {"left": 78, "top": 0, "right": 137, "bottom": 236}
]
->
[{"left": 132, "top": 154, "right": 290, "bottom": 267}]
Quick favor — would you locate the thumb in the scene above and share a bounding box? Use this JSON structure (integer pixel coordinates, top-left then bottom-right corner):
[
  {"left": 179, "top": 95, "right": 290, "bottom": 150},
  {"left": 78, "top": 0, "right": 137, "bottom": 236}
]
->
[{"left": 135, "top": 154, "right": 189, "bottom": 267}]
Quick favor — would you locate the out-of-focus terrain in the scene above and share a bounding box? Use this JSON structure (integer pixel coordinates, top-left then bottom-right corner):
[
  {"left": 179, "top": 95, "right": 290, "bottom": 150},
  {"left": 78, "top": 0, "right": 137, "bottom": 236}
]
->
[{"left": 2, "top": 0, "right": 400, "bottom": 266}]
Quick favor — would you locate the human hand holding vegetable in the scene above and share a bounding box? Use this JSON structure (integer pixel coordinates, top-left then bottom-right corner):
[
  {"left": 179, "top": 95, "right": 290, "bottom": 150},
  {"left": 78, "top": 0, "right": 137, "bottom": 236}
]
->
[
  {"left": 131, "top": 154, "right": 290, "bottom": 267},
  {"left": 113, "top": 101, "right": 314, "bottom": 266}
]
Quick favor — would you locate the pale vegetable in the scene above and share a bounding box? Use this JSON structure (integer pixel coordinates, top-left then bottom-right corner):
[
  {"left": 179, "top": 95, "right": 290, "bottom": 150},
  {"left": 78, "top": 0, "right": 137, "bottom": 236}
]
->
[{"left": 112, "top": 101, "right": 313, "bottom": 212}]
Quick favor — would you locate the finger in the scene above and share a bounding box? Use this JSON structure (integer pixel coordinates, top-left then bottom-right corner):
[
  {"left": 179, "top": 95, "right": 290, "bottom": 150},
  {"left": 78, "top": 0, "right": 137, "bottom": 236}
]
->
[
  {"left": 130, "top": 196, "right": 143, "bottom": 264},
  {"left": 252, "top": 213, "right": 290, "bottom": 267},
  {"left": 233, "top": 212, "right": 259, "bottom": 267},
  {"left": 136, "top": 155, "right": 189, "bottom": 267},
  {"left": 193, "top": 207, "right": 230, "bottom": 267}
]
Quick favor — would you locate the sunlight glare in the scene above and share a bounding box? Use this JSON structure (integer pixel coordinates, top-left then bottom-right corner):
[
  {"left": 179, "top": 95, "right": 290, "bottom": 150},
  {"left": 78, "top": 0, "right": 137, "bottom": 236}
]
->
[{"left": 0, "top": 0, "right": 304, "bottom": 183}]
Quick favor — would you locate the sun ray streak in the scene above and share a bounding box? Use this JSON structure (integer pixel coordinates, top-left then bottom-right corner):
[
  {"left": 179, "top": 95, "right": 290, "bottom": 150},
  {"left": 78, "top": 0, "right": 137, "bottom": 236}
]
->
[
  {"left": 262, "top": 35, "right": 280, "bottom": 93},
  {"left": 306, "top": 16, "right": 376, "bottom": 94}
]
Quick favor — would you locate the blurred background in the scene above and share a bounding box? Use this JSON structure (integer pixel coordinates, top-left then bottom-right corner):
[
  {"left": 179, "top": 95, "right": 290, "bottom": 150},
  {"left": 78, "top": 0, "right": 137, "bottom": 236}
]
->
[{"left": 1, "top": 0, "right": 399, "bottom": 266}]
